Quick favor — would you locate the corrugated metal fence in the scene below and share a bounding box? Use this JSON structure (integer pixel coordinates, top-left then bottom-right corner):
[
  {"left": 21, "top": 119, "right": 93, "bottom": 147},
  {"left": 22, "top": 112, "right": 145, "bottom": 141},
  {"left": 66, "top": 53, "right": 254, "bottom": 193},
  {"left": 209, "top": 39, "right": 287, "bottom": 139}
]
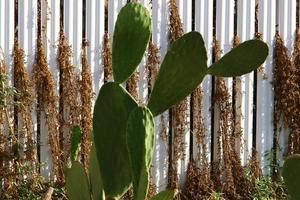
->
[{"left": 0, "top": 0, "right": 297, "bottom": 192}]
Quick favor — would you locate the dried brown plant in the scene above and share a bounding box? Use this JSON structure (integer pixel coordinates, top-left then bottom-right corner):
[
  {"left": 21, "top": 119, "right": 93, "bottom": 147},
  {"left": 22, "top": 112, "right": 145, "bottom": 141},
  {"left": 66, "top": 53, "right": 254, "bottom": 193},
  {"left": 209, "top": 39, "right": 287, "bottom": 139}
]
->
[
  {"left": 32, "top": 37, "right": 61, "bottom": 182},
  {"left": 13, "top": 39, "right": 35, "bottom": 162},
  {"left": 57, "top": 29, "right": 81, "bottom": 164},
  {"left": 80, "top": 40, "right": 93, "bottom": 168},
  {"left": 167, "top": 0, "right": 189, "bottom": 192},
  {"left": 274, "top": 33, "right": 300, "bottom": 156},
  {"left": 103, "top": 32, "right": 113, "bottom": 83}
]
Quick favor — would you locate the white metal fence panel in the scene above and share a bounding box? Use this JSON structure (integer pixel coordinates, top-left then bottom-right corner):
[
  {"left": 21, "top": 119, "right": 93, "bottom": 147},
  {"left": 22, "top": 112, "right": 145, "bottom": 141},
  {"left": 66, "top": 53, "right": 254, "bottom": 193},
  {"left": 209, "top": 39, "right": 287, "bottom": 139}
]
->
[
  {"left": 0, "top": 0, "right": 298, "bottom": 191},
  {"left": 151, "top": 0, "right": 169, "bottom": 192},
  {"left": 86, "top": 0, "right": 105, "bottom": 95},
  {"left": 236, "top": 0, "right": 256, "bottom": 166},
  {"left": 176, "top": 0, "right": 192, "bottom": 188},
  {"left": 213, "top": 0, "right": 235, "bottom": 162},
  {"left": 257, "top": 0, "right": 276, "bottom": 175},
  {"left": 194, "top": 0, "right": 213, "bottom": 166}
]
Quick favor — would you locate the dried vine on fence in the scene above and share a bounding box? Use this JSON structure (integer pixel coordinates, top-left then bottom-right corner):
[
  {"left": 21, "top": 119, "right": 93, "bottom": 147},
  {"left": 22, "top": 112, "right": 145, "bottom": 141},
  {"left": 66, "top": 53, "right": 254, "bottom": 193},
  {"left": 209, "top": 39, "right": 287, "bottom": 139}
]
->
[
  {"left": 32, "top": 37, "right": 61, "bottom": 182},
  {"left": 103, "top": 31, "right": 113, "bottom": 83},
  {"left": 13, "top": 39, "right": 35, "bottom": 162},
  {"left": 0, "top": 55, "right": 15, "bottom": 190},
  {"left": 274, "top": 33, "right": 300, "bottom": 156},
  {"left": 57, "top": 29, "right": 81, "bottom": 164},
  {"left": 167, "top": 0, "right": 189, "bottom": 192},
  {"left": 80, "top": 40, "right": 93, "bottom": 168}
]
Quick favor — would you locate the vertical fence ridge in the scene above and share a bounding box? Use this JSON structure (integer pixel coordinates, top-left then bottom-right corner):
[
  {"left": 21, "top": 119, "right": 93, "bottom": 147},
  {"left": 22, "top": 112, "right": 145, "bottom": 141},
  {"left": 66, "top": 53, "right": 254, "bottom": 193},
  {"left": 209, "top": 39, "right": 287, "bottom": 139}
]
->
[{"left": 257, "top": 0, "right": 276, "bottom": 175}]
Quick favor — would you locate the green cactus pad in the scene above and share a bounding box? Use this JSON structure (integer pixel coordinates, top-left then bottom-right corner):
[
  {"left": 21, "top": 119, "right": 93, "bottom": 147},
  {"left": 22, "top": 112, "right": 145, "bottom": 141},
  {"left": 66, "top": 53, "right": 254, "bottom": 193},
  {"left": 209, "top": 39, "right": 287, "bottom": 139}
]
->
[
  {"left": 89, "top": 141, "right": 105, "bottom": 200},
  {"left": 70, "top": 126, "right": 83, "bottom": 162},
  {"left": 93, "top": 82, "right": 138, "bottom": 198},
  {"left": 207, "top": 39, "right": 268, "bottom": 77},
  {"left": 65, "top": 161, "right": 91, "bottom": 200},
  {"left": 283, "top": 155, "right": 300, "bottom": 200},
  {"left": 148, "top": 32, "right": 208, "bottom": 116},
  {"left": 112, "top": 2, "right": 152, "bottom": 83},
  {"left": 150, "top": 190, "right": 178, "bottom": 200},
  {"left": 126, "top": 106, "right": 155, "bottom": 200}
]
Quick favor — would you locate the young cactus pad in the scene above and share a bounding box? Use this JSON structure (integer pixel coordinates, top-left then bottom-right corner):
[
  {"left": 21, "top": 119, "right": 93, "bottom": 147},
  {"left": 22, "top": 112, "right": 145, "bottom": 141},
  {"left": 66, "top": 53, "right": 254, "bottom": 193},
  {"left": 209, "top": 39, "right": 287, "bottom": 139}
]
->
[
  {"left": 283, "top": 155, "right": 300, "bottom": 200},
  {"left": 112, "top": 2, "right": 152, "bottom": 83},
  {"left": 93, "top": 82, "right": 138, "bottom": 198},
  {"left": 126, "top": 106, "right": 155, "bottom": 200}
]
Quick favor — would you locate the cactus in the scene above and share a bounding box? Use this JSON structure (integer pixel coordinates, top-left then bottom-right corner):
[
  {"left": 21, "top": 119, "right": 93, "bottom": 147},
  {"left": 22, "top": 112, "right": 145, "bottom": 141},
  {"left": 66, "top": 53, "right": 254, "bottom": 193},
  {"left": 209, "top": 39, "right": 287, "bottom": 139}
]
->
[
  {"left": 148, "top": 33, "right": 268, "bottom": 116},
  {"left": 65, "top": 161, "right": 91, "bottom": 200},
  {"left": 282, "top": 155, "right": 300, "bottom": 200},
  {"left": 112, "top": 3, "right": 152, "bottom": 83},
  {"left": 89, "top": 139, "right": 105, "bottom": 200},
  {"left": 70, "top": 126, "right": 83, "bottom": 162},
  {"left": 150, "top": 190, "right": 178, "bottom": 200},
  {"left": 66, "top": 2, "right": 268, "bottom": 200},
  {"left": 126, "top": 107, "right": 155, "bottom": 200},
  {"left": 207, "top": 39, "right": 268, "bottom": 77},
  {"left": 66, "top": 132, "right": 105, "bottom": 200},
  {"left": 93, "top": 82, "right": 138, "bottom": 198},
  {"left": 147, "top": 32, "right": 208, "bottom": 116}
]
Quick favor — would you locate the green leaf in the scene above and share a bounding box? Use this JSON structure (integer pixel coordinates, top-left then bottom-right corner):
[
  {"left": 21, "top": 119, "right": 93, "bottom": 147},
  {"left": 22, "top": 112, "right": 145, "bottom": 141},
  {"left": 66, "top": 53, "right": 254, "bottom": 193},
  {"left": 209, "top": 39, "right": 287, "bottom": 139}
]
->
[
  {"left": 93, "top": 82, "right": 138, "bottom": 198},
  {"left": 89, "top": 140, "right": 105, "bottom": 200},
  {"left": 207, "top": 39, "right": 268, "bottom": 77},
  {"left": 70, "top": 126, "right": 83, "bottom": 162},
  {"left": 126, "top": 107, "right": 155, "bottom": 200},
  {"left": 283, "top": 155, "right": 300, "bottom": 200},
  {"left": 150, "top": 190, "right": 178, "bottom": 200},
  {"left": 65, "top": 161, "right": 91, "bottom": 200},
  {"left": 148, "top": 32, "right": 208, "bottom": 116},
  {"left": 112, "top": 2, "right": 152, "bottom": 83}
]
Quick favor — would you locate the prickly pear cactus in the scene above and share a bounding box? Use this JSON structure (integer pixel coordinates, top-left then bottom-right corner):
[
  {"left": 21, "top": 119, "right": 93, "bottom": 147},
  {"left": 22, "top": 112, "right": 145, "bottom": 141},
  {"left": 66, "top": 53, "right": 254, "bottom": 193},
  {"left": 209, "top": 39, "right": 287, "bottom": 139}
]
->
[
  {"left": 112, "top": 2, "right": 152, "bottom": 83},
  {"left": 89, "top": 2, "right": 269, "bottom": 200},
  {"left": 126, "top": 107, "right": 155, "bottom": 200},
  {"left": 283, "top": 155, "right": 300, "bottom": 200},
  {"left": 148, "top": 36, "right": 268, "bottom": 116},
  {"left": 70, "top": 126, "right": 83, "bottom": 162},
  {"left": 207, "top": 39, "right": 268, "bottom": 77},
  {"left": 93, "top": 82, "right": 138, "bottom": 198},
  {"left": 65, "top": 161, "right": 91, "bottom": 200},
  {"left": 150, "top": 189, "right": 178, "bottom": 200},
  {"left": 148, "top": 32, "right": 208, "bottom": 116}
]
